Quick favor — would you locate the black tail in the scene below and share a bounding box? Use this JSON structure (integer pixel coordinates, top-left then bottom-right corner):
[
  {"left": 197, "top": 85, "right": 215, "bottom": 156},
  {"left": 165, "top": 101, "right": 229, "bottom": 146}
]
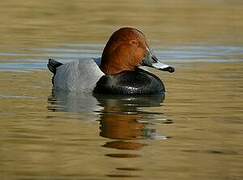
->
[{"left": 47, "top": 59, "right": 63, "bottom": 74}]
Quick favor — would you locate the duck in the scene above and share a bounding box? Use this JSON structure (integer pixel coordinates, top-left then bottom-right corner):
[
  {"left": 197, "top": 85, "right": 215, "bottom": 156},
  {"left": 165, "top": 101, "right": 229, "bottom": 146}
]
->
[{"left": 47, "top": 27, "right": 175, "bottom": 95}]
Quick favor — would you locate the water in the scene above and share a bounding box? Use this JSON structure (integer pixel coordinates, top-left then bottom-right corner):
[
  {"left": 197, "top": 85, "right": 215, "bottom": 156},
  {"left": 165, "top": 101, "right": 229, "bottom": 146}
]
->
[{"left": 1, "top": 1, "right": 243, "bottom": 180}]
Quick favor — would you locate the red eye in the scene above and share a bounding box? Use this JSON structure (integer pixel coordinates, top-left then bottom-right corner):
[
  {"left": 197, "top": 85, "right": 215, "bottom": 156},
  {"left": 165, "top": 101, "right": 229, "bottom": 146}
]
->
[{"left": 130, "top": 40, "right": 138, "bottom": 46}]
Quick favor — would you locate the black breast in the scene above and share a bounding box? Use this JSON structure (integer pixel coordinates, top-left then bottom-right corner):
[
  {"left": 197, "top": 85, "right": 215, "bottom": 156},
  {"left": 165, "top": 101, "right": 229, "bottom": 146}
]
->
[{"left": 93, "top": 69, "right": 165, "bottom": 95}]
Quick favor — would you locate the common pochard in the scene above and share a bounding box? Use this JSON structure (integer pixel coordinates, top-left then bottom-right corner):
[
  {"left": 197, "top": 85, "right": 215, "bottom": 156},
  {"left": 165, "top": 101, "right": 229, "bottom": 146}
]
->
[{"left": 48, "top": 27, "right": 175, "bottom": 94}]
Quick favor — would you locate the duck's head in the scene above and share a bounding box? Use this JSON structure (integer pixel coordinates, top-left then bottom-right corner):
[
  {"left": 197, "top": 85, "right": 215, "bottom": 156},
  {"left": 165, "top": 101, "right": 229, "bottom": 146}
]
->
[{"left": 100, "top": 27, "right": 175, "bottom": 75}]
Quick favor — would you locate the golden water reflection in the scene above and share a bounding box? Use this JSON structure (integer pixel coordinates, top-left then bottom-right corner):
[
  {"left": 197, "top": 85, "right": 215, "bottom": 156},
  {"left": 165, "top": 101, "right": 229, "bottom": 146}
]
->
[
  {"left": 1, "top": 61, "right": 243, "bottom": 179},
  {"left": 1, "top": 0, "right": 243, "bottom": 51}
]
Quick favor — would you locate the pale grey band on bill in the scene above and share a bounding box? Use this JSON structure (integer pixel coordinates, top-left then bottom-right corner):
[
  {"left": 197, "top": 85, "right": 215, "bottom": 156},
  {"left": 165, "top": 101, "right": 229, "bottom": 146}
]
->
[{"left": 151, "top": 62, "right": 171, "bottom": 69}]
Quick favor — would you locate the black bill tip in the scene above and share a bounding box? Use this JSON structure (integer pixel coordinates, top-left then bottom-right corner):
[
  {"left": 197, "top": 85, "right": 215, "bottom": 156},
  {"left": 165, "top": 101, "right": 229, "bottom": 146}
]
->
[{"left": 161, "top": 66, "right": 175, "bottom": 73}]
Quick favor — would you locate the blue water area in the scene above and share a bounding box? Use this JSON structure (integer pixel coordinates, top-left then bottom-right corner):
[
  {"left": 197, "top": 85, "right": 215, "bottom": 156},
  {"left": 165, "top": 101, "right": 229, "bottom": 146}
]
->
[{"left": 0, "top": 44, "right": 243, "bottom": 72}]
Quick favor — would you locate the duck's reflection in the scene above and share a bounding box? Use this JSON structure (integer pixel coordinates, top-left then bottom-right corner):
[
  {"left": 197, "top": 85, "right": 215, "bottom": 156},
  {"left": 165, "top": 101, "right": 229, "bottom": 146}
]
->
[
  {"left": 100, "top": 114, "right": 144, "bottom": 140},
  {"left": 48, "top": 90, "right": 102, "bottom": 113},
  {"left": 48, "top": 90, "right": 169, "bottom": 177},
  {"left": 94, "top": 94, "right": 167, "bottom": 153},
  {"left": 48, "top": 90, "right": 168, "bottom": 142},
  {"left": 100, "top": 113, "right": 146, "bottom": 152}
]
